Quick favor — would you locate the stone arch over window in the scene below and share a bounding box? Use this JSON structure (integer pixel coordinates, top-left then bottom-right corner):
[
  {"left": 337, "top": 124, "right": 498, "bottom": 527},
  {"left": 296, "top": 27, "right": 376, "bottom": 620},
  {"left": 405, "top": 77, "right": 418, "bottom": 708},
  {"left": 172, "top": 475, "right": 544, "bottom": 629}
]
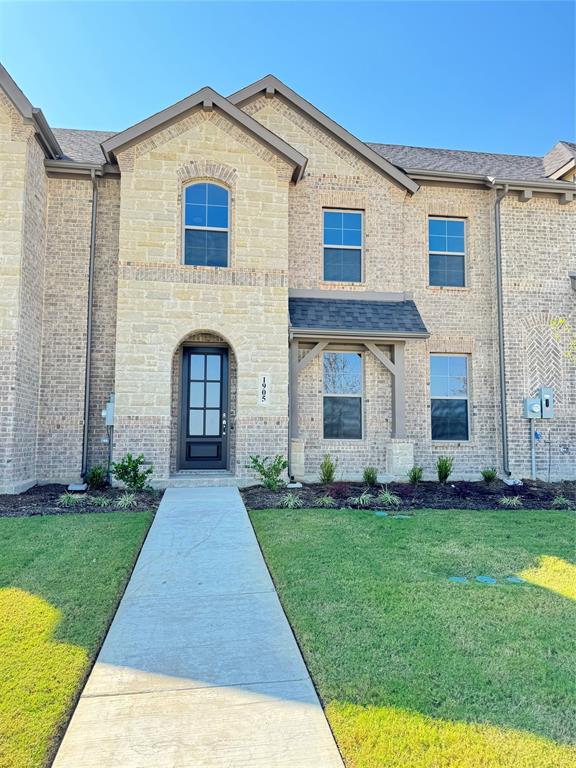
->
[
  {"left": 177, "top": 160, "right": 239, "bottom": 187},
  {"left": 522, "top": 313, "right": 565, "bottom": 408},
  {"left": 170, "top": 331, "right": 238, "bottom": 473}
]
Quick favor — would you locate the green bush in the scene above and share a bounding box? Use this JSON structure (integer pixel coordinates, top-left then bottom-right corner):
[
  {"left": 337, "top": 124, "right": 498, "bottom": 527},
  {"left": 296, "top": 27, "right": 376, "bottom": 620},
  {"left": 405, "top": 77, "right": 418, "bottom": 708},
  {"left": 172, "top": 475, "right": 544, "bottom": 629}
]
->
[
  {"left": 362, "top": 466, "right": 378, "bottom": 487},
  {"left": 319, "top": 454, "right": 337, "bottom": 484},
  {"left": 551, "top": 494, "right": 572, "bottom": 509},
  {"left": 499, "top": 495, "right": 522, "bottom": 509},
  {"left": 315, "top": 494, "right": 337, "bottom": 508},
  {"left": 377, "top": 487, "right": 401, "bottom": 509},
  {"left": 86, "top": 464, "right": 108, "bottom": 490},
  {"left": 58, "top": 492, "right": 84, "bottom": 507},
  {"left": 407, "top": 465, "right": 423, "bottom": 485},
  {"left": 116, "top": 492, "right": 137, "bottom": 509},
  {"left": 346, "top": 491, "right": 374, "bottom": 509},
  {"left": 436, "top": 456, "right": 454, "bottom": 484},
  {"left": 112, "top": 453, "right": 154, "bottom": 491},
  {"left": 89, "top": 495, "right": 111, "bottom": 508},
  {"left": 246, "top": 455, "right": 288, "bottom": 491},
  {"left": 279, "top": 492, "right": 304, "bottom": 509},
  {"left": 481, "top": 467, "right": 498, "bottom": 483}
]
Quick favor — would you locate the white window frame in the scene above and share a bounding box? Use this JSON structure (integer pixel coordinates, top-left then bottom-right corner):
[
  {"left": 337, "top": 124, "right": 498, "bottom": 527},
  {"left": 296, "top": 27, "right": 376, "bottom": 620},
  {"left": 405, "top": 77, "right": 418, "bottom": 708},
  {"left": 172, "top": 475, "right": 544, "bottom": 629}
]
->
[
  {"left": 182, "top": 181, "right": 230, "bottom": 267},
  {"left": 322, "top": 350, "right": 364, "bottom": 440},
  {"left": 322, "top": 208, "right": 364, "bottom": 283},
  {"left": 430, "top": 353, "right": 470, "bottom": 442},
  {"left": 428, "top": 216, "right": 466, "bottom": 288}
]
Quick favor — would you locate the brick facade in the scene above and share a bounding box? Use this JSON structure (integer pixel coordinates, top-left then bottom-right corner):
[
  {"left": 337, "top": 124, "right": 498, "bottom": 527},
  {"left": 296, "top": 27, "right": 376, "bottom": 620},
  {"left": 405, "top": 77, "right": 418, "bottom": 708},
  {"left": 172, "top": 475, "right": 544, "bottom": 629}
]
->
[{"left": 0, "top": 77, "right": 574, "bottom": 491}]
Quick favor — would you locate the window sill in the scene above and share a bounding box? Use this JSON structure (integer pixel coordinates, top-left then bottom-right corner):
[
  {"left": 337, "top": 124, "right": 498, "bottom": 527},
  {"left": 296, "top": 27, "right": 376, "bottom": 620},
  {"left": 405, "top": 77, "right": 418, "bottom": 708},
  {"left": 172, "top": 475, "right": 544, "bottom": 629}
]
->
[
  {"left": 427, "top": 285, "right": 470, "bottom": 292},
  {"left": 322, "top": 281, "right": 365, "bottom": 287}
]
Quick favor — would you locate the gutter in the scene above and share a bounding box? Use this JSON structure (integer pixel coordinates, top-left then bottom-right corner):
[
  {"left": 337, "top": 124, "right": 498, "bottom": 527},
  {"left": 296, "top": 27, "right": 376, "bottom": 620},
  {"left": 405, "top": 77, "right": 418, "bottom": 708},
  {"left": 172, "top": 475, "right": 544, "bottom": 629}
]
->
[
  {"left": 81, "top": 169, "right": 98, "bottom": 479},
  {"left": 493, "top": 184, "right": 511, "bottom": 476},
  {"left": 405, "top": 167, "right": 576, "bottom": 197},
  {"left": 290, "top": 327, "right": 429, "bottom": 340},
  {"left": 44, "top": 159, "right": 120, "bottom": 176}
]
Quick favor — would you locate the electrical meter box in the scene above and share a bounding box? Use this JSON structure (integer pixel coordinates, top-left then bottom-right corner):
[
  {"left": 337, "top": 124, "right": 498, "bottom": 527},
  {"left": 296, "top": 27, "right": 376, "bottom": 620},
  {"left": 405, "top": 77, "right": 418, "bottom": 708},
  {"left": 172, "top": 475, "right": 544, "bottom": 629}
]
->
[
  {"left": 538, "top": 387, "right": 554, "bottom": 419},
  {"left": 523, "top": 397, "right": 542, "bottom": 419}
]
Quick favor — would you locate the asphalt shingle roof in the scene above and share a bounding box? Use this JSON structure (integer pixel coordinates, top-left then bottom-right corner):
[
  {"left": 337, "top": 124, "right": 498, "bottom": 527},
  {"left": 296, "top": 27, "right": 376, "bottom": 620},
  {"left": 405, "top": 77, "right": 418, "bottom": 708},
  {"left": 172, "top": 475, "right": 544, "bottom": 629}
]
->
[
  {"left": 52, "top": 128, "right": 114, "bottom": 164},
  {"left": 289, "top": 297, "right": 428, "bottom": 337},
  {"left": 367, "top": 142, "right": 548, "bottom": 180},
  {"left": 51, "top": 127, "right": 575, "bottom": 184}
]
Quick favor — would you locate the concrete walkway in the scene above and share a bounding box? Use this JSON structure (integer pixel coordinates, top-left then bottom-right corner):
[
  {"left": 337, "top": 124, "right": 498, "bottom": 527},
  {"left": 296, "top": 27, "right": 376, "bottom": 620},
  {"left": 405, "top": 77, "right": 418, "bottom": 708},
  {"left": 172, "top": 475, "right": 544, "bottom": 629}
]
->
[{"left": 54, "top": 487, "right": 343, "bottom": 768}]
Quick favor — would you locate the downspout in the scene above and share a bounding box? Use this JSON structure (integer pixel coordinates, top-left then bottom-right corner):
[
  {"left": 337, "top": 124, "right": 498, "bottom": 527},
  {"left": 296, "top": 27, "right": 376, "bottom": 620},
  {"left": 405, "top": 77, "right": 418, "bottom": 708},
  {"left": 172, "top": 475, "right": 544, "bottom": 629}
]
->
[
  {"left": 81, "top": 169, "right": 98, "bottom": 478},
  {"left": 494, "top": 183, "right": 510, "bottom": 475}
]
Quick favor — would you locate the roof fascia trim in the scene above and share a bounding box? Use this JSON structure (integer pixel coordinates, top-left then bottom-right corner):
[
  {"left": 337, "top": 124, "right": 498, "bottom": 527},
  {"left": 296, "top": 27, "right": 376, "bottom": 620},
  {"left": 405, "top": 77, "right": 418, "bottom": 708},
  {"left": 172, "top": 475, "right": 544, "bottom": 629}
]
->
[
  {"left": 408, "top": 167, "right": 576, "bottom": 195},
  {"left": 0, "top": 65, "right": 62, "bottom": 159},
  {"left": 290, "top": 327, "right": 430, "bottom": 340},
  {"left": 229, "top": 75, "right": 419, "bottom": 194},
  {"left": 100, "top": 86, "right": 307, "bottom": 181}
]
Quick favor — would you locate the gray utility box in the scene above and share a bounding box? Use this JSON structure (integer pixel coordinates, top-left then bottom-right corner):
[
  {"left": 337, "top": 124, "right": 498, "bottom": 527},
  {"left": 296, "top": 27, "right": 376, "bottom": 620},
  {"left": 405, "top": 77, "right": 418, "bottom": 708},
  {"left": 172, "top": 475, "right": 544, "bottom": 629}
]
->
[
  {"left": 538, "top": 387, "right": 554, "bottom": 419},
  {"left": 523, "top": 397, "right": 542, "bottom": 419}
]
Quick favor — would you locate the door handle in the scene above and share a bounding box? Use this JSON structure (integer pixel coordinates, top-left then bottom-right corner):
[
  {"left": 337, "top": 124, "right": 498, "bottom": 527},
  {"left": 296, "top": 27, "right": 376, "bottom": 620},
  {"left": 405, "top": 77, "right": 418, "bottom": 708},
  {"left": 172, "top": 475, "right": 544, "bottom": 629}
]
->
[{"left": 222, "top": 412, "right": 227, "bottom": 436}]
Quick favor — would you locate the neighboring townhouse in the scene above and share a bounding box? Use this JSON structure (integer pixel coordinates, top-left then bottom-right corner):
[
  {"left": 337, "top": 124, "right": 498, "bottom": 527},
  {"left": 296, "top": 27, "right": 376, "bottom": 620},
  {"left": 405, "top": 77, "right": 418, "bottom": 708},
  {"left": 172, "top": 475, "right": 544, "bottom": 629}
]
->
[{"left": 0, "top": 64, "right": 574, "bottom": 493}]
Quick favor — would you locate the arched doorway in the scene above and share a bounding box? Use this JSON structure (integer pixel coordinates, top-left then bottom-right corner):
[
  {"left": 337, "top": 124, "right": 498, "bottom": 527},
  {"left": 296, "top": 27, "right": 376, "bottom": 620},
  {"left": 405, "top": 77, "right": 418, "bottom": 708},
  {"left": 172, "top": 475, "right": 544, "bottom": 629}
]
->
[{"left": 170, "top": 332, "right": 237, "bottom": 472}]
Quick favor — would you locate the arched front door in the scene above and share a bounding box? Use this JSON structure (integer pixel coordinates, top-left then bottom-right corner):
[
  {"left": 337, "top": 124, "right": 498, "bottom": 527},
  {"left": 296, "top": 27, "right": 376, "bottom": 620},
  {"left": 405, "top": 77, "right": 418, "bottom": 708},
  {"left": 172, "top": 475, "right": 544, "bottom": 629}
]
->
[{"left": 179, "top": 346, "right": 229, "bottom": 469}]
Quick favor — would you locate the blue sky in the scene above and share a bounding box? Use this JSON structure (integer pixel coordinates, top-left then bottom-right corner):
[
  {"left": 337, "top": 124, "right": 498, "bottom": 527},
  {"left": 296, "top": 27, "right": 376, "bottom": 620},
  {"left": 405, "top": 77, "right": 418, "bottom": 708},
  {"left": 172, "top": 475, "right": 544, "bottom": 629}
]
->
[{"left": 1, "top": 1, "right": 574, "bottom": 155}]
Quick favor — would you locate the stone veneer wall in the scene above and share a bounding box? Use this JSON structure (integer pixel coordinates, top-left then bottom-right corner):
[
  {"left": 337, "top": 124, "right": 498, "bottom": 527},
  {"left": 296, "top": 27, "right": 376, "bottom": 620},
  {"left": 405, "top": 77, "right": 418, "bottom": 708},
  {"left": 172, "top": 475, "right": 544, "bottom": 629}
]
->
[
  {"left": 112, "top": 108, "right": 292, "bottom": 483},
  {"left": 501, "top": 195, "right": 576, "bottom": 480}
]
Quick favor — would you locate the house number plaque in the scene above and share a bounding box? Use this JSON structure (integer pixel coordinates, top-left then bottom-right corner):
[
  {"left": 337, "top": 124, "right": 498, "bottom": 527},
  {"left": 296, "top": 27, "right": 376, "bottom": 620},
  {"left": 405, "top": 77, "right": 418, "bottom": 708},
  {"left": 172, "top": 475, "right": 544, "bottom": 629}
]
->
[{"left": 258, "top": 374, "right": 270, "bottom": 406}]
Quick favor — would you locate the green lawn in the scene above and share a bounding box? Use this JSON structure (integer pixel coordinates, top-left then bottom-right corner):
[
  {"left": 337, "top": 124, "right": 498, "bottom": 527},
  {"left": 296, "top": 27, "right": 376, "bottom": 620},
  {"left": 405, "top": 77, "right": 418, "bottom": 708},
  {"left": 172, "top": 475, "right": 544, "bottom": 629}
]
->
[
  {"left": 0, "top": 511, "right": 152, "bottom": 768},
  {"left": 250, "top": 508, "right": 576, "bottom": 768}
]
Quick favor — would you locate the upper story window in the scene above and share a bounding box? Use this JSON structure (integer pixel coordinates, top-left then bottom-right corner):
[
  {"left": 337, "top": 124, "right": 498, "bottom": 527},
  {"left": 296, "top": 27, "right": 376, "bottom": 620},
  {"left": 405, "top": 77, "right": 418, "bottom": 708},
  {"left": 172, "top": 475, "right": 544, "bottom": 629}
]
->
[
  {"left": 428, "top": 217, "right": 465, "bottom": 287},
  {"left": 323, "top": 210, "right": 363, "bottom": 282},
  {"left": 430, "top": 354, "right": 469, "bottom": 441},
  {"left": 323, "top": 351, "right": 363, "bottom": 439},
  {"left": 184, "top": 183, "right": 229, "bottom": 267}
]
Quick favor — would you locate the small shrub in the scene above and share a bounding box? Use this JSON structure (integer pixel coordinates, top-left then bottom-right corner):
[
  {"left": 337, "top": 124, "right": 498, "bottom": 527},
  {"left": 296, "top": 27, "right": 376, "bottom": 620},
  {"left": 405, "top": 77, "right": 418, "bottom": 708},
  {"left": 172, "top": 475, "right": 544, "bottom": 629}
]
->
[
  {"left": 58, "top": 492, "right": 84, "bottom": 507},
  {"left": 551, "top": 494, "right": 572, "bottom": 509},
  {"left": 499, "top": 495, "right": 522, "bottom": 509},
  {"left": 407, "top": 465, "right": 423, "bottom": 485},
  {"left": 481, "top": 467, "right": 498, "bottom": 484},
  {"left": 246, "top": 455, "right": 288, "bottom": 491},
  {"left": 89, "top": 495, "right": 111, "bottom": 508},
  {"left": 112, "top": 453, "right": 153, "bottom": 491},
  {"left": 328, "top": 481, "right": 350, "bottom": 500},
  {"left": 319, "top": 454, "right": 337, "bottom": 484},
  {"left": 279, "top": 492, "right": 303, "bottom": 509},
  {"left": 116, "top": 492, "right": 137, "bottom": 509},
  {"left": 315, "top": 494, "right": 337, "bottom": 508},
  {"left": 437, "top": 456, "right": 454, "bottom": 484},
  {"left": 362, "top": 466, "right": 378, "bottom": 487},
  {"left": 86, "top": 464, "right": 108, "bottom": 490},
  {"left": 346, "top": 491, "right": 374, "bottom": 508},
  {"left": 377, "top": 487, "right": 401, "bottom": 509}
]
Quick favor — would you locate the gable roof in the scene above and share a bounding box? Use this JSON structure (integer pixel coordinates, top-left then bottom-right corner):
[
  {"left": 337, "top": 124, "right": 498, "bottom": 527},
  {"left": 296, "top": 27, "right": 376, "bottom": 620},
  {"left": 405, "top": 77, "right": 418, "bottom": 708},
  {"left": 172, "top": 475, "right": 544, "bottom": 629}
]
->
[
  {"left": 100, "top": 86, "right": 307, "bottom": 181},
  {"left": 542, "top": 140, "right": 576, "bottom": 178},
  {"left": 228, "top": 75, "right": 420, "bottom": 195},
  {"left": 0, "top": 63, "right": 61, "bottom": 159}
]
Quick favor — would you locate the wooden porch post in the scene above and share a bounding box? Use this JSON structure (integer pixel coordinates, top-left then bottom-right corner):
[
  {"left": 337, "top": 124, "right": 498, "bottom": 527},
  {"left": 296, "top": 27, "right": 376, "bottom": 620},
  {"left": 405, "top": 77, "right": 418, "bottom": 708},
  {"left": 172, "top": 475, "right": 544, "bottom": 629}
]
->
[{"left": 391, "top": 342, "right": 406, "bottom": 438}]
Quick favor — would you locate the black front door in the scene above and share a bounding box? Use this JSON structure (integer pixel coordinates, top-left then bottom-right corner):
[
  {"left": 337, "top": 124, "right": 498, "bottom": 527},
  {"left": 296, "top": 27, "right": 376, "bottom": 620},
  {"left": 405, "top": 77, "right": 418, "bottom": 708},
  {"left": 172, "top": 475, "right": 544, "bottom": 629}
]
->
[{"left": 180, "top": 346, "right": 229, "bottom": 469}]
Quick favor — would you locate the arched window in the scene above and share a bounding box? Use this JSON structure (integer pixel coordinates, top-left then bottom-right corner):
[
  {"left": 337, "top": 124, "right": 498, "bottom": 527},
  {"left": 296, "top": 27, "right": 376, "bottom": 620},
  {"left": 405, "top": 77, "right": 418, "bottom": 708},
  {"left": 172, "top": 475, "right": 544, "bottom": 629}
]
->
[{"left": 183, "top": 182, "right": 229, "bottom": 267}]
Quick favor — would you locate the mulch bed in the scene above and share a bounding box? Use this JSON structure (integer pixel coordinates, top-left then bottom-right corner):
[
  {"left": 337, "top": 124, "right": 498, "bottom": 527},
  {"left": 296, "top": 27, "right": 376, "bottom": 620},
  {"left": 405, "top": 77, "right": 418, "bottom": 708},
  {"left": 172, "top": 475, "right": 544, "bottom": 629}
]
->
[
  {"left": 0, "top": 484, "right": 164, "bottom": 518},
  {"left": 242, "top": 479, "right": 576, "bottom": 511}
]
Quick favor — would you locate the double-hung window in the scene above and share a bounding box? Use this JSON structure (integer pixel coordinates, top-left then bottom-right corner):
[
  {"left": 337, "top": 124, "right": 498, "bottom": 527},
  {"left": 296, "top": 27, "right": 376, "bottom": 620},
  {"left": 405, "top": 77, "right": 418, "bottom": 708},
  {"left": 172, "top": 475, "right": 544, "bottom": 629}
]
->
[
  {"left": 428, "top": 217, "right": 465, "bottom": 287},
  {"left": 323, "top": 352, "right": 363, "bottom": 439},
  {"left": 323, "top": 210, "right": 363, "bottom": 282},
  {"left": 430, "top": 354, "right": 469, "bottom": 440},
  {"left": 184, "top": 183, "right": 229, "bottom": 267}
]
